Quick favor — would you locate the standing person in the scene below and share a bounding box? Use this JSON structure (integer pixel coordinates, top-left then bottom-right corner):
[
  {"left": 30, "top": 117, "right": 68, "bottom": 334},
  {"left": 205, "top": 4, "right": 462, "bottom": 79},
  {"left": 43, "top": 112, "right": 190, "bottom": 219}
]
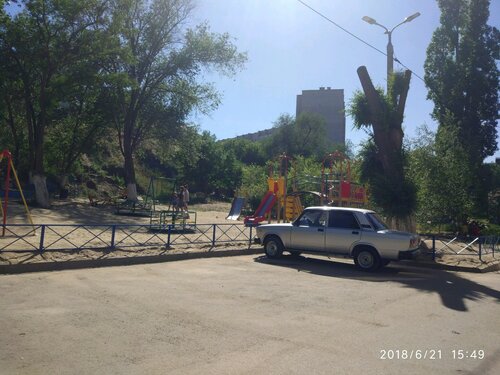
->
[
  {"left": 177, "top": 186, "right": 184, "bottom": 212},
  {"left": 171, "top": 192, "right": 179, "bottom": 212},
  {"left": 183, "top": 184, "right": 190, "bottom": 211}
]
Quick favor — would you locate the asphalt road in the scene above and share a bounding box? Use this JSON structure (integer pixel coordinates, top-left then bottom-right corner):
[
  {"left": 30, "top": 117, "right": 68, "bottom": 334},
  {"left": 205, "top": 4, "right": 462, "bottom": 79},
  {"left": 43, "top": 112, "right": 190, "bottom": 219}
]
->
[{"left": 1, "top": 255, "right": 499, "bottom": 375}]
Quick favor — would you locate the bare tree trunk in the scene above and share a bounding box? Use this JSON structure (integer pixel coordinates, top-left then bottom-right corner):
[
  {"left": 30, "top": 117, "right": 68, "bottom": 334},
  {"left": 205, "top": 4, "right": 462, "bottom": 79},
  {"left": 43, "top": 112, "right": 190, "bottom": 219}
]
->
[
  {"left": 126, "top": 183, "right": 138, "bottom": 202},
  {"left": 122, "top": 101, "right": 139, "bottom": 201},
  {"left": 124, "top": 146, "right": 138, "bottom": 201},
  {"left": 57, "top": 175, "right": 69, "bottom": 199},
  {"left": 356, "top": 67, "right": 415, "bottom": 232},
  {"left": 31, "top": 173, "right": 50, "bottom": 208},
  {"left": 387, "top": 215, "right": 416, "bottom": 233}
]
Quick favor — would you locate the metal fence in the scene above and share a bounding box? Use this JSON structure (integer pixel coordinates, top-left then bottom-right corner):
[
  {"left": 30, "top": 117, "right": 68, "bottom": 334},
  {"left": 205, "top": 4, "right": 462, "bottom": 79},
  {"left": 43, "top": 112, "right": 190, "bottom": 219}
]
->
[
  {"left": 2, "top": 224, "right": 498, "bottom": 263},
  {"left": 0, "top": 223, "right": 254, "bottom": 253},
  {"left": 425, "top": 235, "right": 499, "bottom": 261}
]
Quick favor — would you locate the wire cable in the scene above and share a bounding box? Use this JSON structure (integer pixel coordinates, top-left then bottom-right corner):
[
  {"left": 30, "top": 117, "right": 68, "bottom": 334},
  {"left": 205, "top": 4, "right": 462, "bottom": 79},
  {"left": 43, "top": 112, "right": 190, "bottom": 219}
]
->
[
  {"left": 296, "top": 0, "right": 425, "bottom": 83},
  {"left": 296, "top": 0, "right": 387, "bottom": 57}
]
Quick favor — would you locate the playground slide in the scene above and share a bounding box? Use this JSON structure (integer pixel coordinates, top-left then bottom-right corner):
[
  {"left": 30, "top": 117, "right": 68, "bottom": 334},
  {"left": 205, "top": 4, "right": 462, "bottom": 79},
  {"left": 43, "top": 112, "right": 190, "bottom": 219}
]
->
[
  {"left": 226, "top": 197, "right": 245, "bottom": 220},
  {"left": 244, "top": 191, "right": 277, "bottom": 226}
]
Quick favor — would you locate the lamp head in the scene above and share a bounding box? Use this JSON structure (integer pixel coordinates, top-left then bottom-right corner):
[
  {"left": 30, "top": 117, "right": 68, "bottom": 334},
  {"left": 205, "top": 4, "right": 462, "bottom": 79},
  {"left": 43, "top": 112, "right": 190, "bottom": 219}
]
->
[
  {"left": 362, "top": 16, "right": 377, "bottom": 25},
  {"left": 404, "top": 12, "right": 421, "bottom": 23}
]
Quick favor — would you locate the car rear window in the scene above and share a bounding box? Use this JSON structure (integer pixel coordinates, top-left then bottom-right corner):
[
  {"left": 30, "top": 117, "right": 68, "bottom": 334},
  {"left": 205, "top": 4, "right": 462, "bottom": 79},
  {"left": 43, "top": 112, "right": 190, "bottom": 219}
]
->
[{"left": 328, "top": 211, "right": 360, "bottom": 229}]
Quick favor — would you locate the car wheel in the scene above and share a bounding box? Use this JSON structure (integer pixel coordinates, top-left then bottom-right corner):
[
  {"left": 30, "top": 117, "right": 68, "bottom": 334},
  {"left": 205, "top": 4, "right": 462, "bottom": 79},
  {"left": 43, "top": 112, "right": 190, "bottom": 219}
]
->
[
  {"left": 264, "top": 236, "right": 284, "bottom": 259},
  {"left": 353, "top": 247, "right": 381, "bottom": 272}
]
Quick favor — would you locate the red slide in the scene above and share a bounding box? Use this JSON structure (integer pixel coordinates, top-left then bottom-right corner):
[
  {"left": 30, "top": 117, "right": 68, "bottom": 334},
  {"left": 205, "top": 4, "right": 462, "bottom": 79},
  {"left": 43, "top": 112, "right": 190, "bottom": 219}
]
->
[{"left": 244, "top": 191, "right": 276, "bottom": 226}]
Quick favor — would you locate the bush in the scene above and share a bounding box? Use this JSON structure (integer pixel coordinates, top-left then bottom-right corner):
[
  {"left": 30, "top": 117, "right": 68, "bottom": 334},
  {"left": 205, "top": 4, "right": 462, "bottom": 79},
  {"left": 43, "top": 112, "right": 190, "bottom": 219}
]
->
[{"left": 238, "top": 165, "right": 268, "bottom": 211}]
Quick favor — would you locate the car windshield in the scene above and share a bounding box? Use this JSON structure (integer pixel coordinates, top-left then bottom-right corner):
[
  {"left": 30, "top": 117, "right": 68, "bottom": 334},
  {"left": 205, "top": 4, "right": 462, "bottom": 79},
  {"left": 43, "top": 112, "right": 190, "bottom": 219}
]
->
[{"left": 366, "top": 213, "right": 388, "bottom": 231}]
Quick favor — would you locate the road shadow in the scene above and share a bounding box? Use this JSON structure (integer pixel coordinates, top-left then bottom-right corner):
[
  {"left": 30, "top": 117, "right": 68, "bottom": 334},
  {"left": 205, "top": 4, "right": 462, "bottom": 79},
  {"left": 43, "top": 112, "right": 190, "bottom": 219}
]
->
[{"left": 254, "top": 255, "right": 500, "bottom": 312}]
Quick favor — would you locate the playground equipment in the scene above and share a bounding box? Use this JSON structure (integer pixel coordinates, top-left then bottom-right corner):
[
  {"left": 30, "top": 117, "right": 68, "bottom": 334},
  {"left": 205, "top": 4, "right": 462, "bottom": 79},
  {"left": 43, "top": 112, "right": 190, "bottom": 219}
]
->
[
  {"left": 0, "top": 149, "right": 35, "bottom": 236},
  {"left": 115, "top": 176, "right": 176, "bottom": 216},
  {"left": 150, "top": 210, "right": 197, "bottom": 232},
  {"left": 321, "top": 151, "right": 367, "bottom": 207},
  {"left": 134, "top": 176, "right": 198, "bottom": 231},
  {"left": 244, "top": 151, "right": 368, "bottom": 227},
  {"left": 226, "top": 197, "right": 245, "bottom": 220},
  {"left": 244, "top": 154, "right": 292, "bottom": 226},
  {"left": 115, "top": 199, "right": 152, "bottom": 216},
  {"left": 285, "top": 192, "right": 307, "bottom": 221}
]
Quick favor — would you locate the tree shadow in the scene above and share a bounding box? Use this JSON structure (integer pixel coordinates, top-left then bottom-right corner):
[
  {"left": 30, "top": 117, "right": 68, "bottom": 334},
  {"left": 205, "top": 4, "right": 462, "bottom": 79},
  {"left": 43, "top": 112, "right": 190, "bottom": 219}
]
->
[
  {"left": 254, "top": 255, "right": 500, "bottom": 312},
  {"left": 8, "top": 200, "right": 151, "bottom": 225}
]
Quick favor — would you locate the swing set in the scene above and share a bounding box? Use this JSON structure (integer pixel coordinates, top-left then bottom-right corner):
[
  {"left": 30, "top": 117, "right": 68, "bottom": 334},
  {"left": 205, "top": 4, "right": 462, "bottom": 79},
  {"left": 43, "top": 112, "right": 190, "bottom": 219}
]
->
[{"left": 0, "top": 149, "right": 35, "bottom": 236}]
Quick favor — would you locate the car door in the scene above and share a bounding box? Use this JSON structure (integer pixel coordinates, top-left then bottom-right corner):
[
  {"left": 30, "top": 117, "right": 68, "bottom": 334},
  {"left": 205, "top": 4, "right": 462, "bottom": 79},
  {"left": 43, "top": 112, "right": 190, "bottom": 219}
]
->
[
  {"left": 289, "top": 209, "right": 327, "bottom": 252},
  {"left": 325, "top": 210, "right": 361, "bottom": 254}
]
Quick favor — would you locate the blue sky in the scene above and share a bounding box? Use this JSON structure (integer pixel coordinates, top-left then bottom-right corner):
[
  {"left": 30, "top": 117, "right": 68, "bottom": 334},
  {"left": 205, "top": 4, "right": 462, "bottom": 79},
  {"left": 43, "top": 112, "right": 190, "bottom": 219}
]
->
[{"left": 191, "top": 0, "right": 500, "bottom": 162}]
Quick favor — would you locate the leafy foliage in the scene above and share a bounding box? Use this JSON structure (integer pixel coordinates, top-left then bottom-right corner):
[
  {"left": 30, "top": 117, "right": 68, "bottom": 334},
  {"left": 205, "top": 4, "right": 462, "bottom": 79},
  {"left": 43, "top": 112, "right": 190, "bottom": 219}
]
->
[
  {"left": 358, "top": 140, "right": 416, "bottom": 218},
  {"left": 220, "top": 138, "right": 267, "bottom": 166},
  {"left": 101, "top": 0, "right": 246, "bottom": 198},
  {"left": 424, "top": 0, "right": 499, "bottom": 221},
  {"left": 238, "top": 164, "right": 268, "bottom": 209},
  {"left": 263, "top": 113, "right": 334, "bottom": 161},
  {"left": 424, "top": 0, "right": 499, "bottom": 163}
]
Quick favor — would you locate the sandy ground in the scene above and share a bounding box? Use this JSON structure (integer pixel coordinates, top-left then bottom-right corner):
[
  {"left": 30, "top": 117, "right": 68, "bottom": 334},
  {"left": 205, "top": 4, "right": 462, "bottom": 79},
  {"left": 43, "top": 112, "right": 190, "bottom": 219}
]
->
[
  {"left": 0, "top": 199, "right": 498, "bottom": 270},
  {"left": 419, "top": 238, "right": 498, "bottom": 270},
  {"left": 0, "top": 199, "right": 253, "bottom": 266}
]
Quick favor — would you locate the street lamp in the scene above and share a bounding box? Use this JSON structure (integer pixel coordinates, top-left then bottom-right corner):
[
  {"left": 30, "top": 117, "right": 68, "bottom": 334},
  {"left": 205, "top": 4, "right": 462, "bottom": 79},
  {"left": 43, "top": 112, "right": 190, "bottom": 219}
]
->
[{"left": 362, "top": 12, "right": 420, "bottom": 86}]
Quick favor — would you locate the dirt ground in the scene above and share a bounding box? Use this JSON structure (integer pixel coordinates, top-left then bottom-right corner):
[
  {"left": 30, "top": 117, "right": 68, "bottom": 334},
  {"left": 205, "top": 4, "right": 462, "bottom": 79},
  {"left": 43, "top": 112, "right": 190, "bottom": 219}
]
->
[
  {"left": 0, "top": 199, "right": 252, "bottom": 266},
  {"left": 0, "top": 199, "right": 498, "bottom": 270},
  {"left": 419, "top": 238, "right": 498, "bottom": 270},
  {"left": 3, "top": 198, "right": 236, "bottom": 225}
]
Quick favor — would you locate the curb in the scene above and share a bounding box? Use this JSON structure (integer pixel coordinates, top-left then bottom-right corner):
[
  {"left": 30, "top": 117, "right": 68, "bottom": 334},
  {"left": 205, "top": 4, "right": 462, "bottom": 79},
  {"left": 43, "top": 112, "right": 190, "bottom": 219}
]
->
[
  {"left": 0, "top": 248, "right": 264, "bottom": 275},
  {"left": 401, "top": 259, "right": 500, "bottom": 273}
]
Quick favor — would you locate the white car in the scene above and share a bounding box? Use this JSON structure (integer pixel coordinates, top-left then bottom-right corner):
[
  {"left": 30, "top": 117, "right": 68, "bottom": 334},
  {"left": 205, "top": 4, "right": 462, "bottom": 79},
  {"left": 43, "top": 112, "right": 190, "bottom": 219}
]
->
[{"left": 255, "top": 206, "right": 420, "bottom": 271}]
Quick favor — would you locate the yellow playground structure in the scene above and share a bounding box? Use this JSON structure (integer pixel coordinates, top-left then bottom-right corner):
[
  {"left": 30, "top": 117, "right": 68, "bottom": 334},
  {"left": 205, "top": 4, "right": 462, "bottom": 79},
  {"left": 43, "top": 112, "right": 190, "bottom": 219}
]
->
[{"left": 245, "top": 151, "right": 368, "bottom": 226}]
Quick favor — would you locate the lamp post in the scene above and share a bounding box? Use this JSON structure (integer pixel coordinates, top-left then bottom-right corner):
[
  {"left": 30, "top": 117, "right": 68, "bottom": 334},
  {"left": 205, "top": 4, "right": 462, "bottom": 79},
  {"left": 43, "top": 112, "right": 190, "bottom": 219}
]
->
[{"left": 362, "top": 12, "right": 420, "bottom": 87}]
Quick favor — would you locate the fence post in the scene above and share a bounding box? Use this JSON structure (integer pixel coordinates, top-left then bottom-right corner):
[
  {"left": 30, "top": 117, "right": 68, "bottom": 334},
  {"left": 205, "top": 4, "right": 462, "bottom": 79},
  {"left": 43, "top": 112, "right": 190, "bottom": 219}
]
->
[
  {"left": 167, "top": 224, "right": 171, "bottom": 248},
  {"left": 249, "top": 226, "right": 253, "bottom": 248},
  {"left": 432, "top": 235, "right": 436, "bottom": 261},
  {"left": 479, "top": 240, "right": 482, "bottom": 262},
  {"left": 110, "top": 225, "right": 116, "bottom": 250},
  {"left": 39, "top": 225, "right": 45, "bottom": 253},
  {"left": 212, "top": 224, "right": 216, "bottom": 247}
]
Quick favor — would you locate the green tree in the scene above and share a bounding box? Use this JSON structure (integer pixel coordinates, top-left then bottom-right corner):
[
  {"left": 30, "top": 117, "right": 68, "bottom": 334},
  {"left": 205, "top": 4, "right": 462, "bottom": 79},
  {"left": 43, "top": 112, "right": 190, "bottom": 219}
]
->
[
  {"left": 220, "top": 138, "right": 266, "bottom": 166},
  {"left": 104, "top": 0, "right": 246, "bottom": 201},
  {"left": 238, "top": 164, "right": 268, "bottom": 210},
  {"left": 173, "top": 131, "right": 242, "bottom": 196},
  {"left": 264, "top": 113, "right": 333, "bottom": 160},
  {"left": 408, "top": 125, "right": 473, "bottom": 229},
  {"left": 0, "top": 0, "right": 109, "bottom": 207},
  {"left": 424, "top": 0, "right": 499, "bottom": 213},
  {"left": 0, "top": 63, "right": 27, "bottom": 168}
]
